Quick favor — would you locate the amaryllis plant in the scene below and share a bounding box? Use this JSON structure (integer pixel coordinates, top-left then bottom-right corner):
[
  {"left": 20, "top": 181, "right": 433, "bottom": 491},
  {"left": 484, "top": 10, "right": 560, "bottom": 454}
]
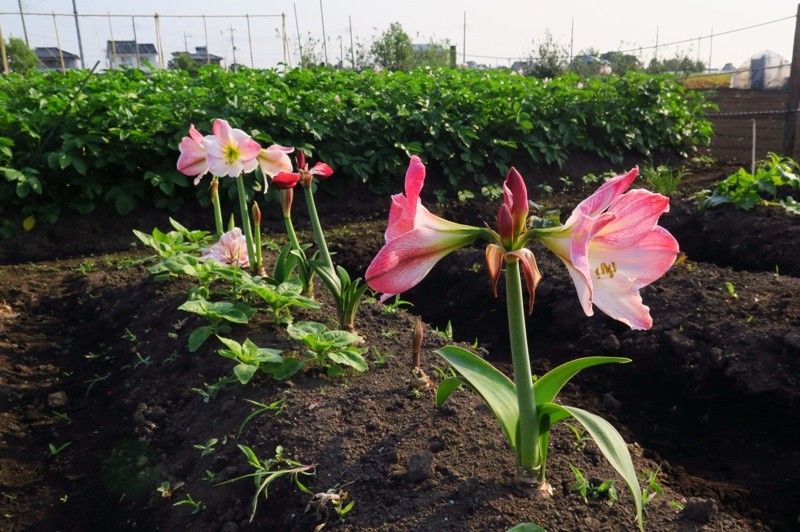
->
[
  {"left": 272, "top": 151, "right": 367, "bottom": 330},
  {"left": 366, "top": 157, "right": 679, "bottom": 530},
  {"left": 177, "top": 119, "right": 292, "bottom": 275}
]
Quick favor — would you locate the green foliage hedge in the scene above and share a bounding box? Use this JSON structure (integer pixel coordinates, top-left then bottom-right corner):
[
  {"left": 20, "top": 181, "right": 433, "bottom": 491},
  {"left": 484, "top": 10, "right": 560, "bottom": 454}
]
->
[{"left": 0, "top": 67, "right": 712, "bottom": 235}]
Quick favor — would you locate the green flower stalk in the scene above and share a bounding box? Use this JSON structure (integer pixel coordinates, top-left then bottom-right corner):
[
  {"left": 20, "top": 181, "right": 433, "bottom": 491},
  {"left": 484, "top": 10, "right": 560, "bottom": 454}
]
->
[
  {"left": 236, "top": 175, "right": 257, "bottom": 274},
  {"left": 251, "top": 201, "right": 265, "bottom": 276}
]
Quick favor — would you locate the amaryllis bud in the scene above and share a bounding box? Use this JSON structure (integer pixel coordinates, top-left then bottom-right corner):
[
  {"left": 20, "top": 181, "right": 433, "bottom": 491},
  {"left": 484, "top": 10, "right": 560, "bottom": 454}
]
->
[
  {"left": 497, "top": 204, "right": 514, "bottom": 246},
  {"left": 505, "top": 167, "right": 529, "bottom": 234},
  {"left": 251, "top": 201, "right": 262, "bottom": 227},
  {"left": 412, "top": 317, "right": 424, "bottom": 369},
  {"left": 485, "top": 243, "right": 505, "bottom": 297},
  {"left": 279, "top": 188, "right": 294, "bottom": 217},
  {"left": 296, "top": 150, "right": 306, "bottom": 170}
]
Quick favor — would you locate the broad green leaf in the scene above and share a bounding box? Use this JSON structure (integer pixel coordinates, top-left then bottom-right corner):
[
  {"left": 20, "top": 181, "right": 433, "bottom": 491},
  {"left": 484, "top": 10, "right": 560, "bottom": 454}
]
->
[
  {"left": 188, "top": 325, "right": 215, "bottom": 352},
  {"left": 545, "top": 403, "right": 643, "bottom": 530},
  {"left": 533, "top": 356, "right": 630, "bottom": 406},
  {"left": 435, "top": 377, "right": 463, "bottom": 407},
  {"left": 233, "top": 363, "right": 258, "bottom": 384},
  {"left": 436, "top": 345, "right": 519, "bottom": 449},
  {"left": 327, "top": 349, "right": 368, "bottom": 372},
  {"left": 265, "top": 358, "right": 304, "bottom": 381},
  {"left": 287, "top": 321, "right": 326, "bottom": 340}
]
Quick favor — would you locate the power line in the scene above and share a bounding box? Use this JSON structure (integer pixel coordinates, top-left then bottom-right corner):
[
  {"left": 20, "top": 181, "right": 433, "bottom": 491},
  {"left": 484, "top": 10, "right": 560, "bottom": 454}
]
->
[{"left": 463, "top": 13, "right": 797, "bottom": 63}]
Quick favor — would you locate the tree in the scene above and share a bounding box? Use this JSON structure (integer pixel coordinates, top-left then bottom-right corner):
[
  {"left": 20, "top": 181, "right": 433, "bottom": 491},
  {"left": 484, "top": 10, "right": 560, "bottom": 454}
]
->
[
  {"left": 169, "top": 53, "right": 198, "bottom": 72},
  {"left": 410, "top": 40, "right": 452, "bottom": 68},
  {"left": 298, "top": 33, "right": 324, "bottom": 68},
  {"left": 647, "top": 54, "right": 705, "bottom": 75},
  {"left": 526, "top": 30, "right": 568, "bottom": 78},
  {"left": 371, "top": 22, "right": 412, "bottom": 71},
  {"left": 6, "top": 37, "right": 39, "bottom": 73},
  {"left": 600, "top": 51, "right": 642, "bottom": 74},
  {"left": 345, "top": 37, "right": 373, "bottom": 71}
]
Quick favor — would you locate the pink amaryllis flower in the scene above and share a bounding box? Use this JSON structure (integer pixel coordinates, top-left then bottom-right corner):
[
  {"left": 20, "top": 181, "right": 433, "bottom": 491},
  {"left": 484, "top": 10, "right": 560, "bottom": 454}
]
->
[
  {"left": 271, "top": 150, "right": 334, "bottom": 189},
  {"left": 176, "top": 125, "right": 209, "bottom": 184},
  {"left": 365, "top": 156, "right": 484, "bottom": 300},
  {"left": 258, "top": 144, "right": 295, "bottom": 178},
  {"left": 200, "top": 227, "right": 250, "bottom": 268},
  {"left": 537, "top": 167, "right": 679, "bottom": 330},
  {"left": 203, "top": 119, "right": 261, "bottom": 178}
]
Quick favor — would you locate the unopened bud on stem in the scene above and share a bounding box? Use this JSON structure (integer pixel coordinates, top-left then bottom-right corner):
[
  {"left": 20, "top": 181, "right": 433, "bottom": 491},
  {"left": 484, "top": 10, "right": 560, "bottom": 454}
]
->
[
  {"left": 279, "top": 188, "right": 294, "bottom": 217},
  {"left": 412, "top": 317, "right": 424, "bottom": 370}
]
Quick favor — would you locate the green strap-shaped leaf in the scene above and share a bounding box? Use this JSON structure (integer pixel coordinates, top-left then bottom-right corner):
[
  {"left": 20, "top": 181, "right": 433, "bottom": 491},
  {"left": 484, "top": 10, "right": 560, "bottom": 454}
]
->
[
  {"left": 507, "top": 524, "right": 547, "bottom": 532},
  {"left": 543, "top": 402, "right": 643, "bottom": 531},
  {"left": 436, "top": 345, "right": 519, "bottom": 449},
  {"left": 435, "top": 377, "right": 463, "bottom": 407},
  {"left": 534, "top": 356, "right": 631, "bottom": 406}
]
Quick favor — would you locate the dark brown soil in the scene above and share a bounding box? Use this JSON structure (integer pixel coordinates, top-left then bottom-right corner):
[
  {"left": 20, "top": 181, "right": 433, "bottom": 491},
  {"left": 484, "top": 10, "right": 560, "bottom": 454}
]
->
[{"left": 1, "top": 164, "right": 797, "bottom": 531}]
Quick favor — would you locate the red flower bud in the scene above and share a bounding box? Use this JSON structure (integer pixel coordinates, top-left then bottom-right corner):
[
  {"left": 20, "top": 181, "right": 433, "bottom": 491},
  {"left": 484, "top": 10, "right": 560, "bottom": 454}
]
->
[{"left": 497, "top": 203, "right": 514, "bottom": 246}]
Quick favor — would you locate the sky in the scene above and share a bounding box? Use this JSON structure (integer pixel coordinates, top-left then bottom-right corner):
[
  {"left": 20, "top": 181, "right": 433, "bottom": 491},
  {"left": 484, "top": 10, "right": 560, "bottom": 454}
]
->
[{"left": 0, "top": 1, "right": 796, "bottom": 70}]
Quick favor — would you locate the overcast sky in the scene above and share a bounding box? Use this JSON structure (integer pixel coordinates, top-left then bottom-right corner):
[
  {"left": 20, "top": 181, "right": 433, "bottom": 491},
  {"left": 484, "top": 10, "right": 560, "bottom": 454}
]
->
[{"left": 1, "top": 1, "right": 796, "bottom": 70}]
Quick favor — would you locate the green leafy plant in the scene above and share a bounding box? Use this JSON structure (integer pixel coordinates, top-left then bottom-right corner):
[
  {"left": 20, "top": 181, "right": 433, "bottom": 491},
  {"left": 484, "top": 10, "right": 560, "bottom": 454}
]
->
[
  {"left": 178, "top": 296, "right": 255, "bottom": 351},
  {"left": 641, "top": 467, "right": 664, "bottom": 507},
  {"left": 173, "top": 493, "right": 206, "bottom": 514},
  {"left": 191, "top": 375, "right": 237, "bottom": 403},
  {"left": 381, "top": 295, "right": 413, "bottom": 314},
  {"left": 641, "top": 164, "right": 687, "bottom": 196},
  {"left": 238, "top": 276, "right": 319, "bottom": 325},
  {"left": 286, "top": 321, "right": 368, "bottom": 377},
  {"left": 133, "top": 218, "right": 212, "bottom": 258},
  {"left": 570, "top": 464, "right": 619, "bottom": 506},
  {"left": 700, "top": 153, "right": 800, "bottom": 212},
  {"left": 216, "top": 336, "right": 301, "bottom": 384},
  {"left": 216, "top": 445, "right": 315, "bottom": 522}
]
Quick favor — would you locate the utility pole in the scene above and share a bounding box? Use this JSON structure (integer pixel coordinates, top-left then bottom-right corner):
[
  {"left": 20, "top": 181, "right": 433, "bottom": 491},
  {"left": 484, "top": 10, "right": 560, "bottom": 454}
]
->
[
  {"left": 132, "top": 17, "right": 140, "bottom": 69},
  {"left": 71, "top": 0, "right": 86, "bottom": 68},
  {"left": 708, "top": 26, "right": 713, "bottom": 69},
  {"left": 184, "top": 32, "right": 190, "bottom": 52},
  {"left": 654, "top": 26, "right": 659, "bottom": 63},
  {"left": 462, "top": 11, "right": 466, "bottom": 64},
  {"left": 349, "top": 15, "right": 355, "bottom": 69},
  {"left": 228, "top": 25, "right": 237, "bottom": 68},
  {"left": 293, "top": 3, "right": 303, "bottom": 62},
  {"left": 569, "top": 18, "right": 574, "bottom": 63},
  {"left": 17, "top": 0, "right": 29, "bottom": 47},
  {"left": 782, "top": 3, "right": 800, "bottom": 158},
  {"left": 319, "top": 0, "right": 329, "bottom": 64},
  {"left": 0, "top": 21, "right": 9, "bottom": 75}
]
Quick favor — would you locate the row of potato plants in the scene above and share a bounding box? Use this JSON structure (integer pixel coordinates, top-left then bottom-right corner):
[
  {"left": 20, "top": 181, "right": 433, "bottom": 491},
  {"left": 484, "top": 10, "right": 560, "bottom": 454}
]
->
[{"left": 0, "top": 67, "right": 712, "bottom": 236}]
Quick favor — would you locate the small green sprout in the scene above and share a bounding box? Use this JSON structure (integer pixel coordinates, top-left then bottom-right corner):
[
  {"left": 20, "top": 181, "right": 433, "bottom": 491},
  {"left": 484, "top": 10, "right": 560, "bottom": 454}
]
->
[
  {"left": 238, "top": 398, "right": 285, "bottom": 437},
  {"left": 570, "top": 465, "right": 618, "bottom": 506},
  {"left": 48, "top": 441, "right": 72, "bottom": 457},
  {"left": 641, "top": 467, "right": 664, "bottom": 507},
  {"left": 193, "top": 438, "right": 219, "bottom": 458},
  {"left": 381, "top": 295, "right": 413, "bottom": 314},
  {"left": 724, "top": 281, "right": 738, "bottom": 299},
  {"left": 173, "top": 493, "right": 206, "bottom": 514}
]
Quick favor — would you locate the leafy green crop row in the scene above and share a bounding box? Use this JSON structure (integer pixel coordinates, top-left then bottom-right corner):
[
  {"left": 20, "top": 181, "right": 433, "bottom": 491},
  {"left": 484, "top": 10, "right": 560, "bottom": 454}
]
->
[{"left": 0, "top": 67, "right": 712, "bottom": 235}]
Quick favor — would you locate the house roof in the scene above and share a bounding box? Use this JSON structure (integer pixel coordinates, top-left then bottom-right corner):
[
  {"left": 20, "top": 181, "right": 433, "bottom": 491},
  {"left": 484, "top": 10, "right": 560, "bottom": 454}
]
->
[
  {"left": 35, "top": 47, "right": 79, "bottom": 60},
  {"left": 106, "top": 41, "right": 158, "bottom": 55},
  {"left": 171, "top": 46, "right": 223, "bottom": 61}
]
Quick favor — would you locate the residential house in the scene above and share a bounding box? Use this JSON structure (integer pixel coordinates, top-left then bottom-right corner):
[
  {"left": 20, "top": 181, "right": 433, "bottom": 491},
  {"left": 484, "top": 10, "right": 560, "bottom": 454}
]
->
[
  {"left": 106, "top": 40, "right": 158, "bottom": 70},
  {"left": 35, "top": 47, "right": 80, "bottom": 70},
  {"left": 168, "top": 46, "right": 223, "bottom": 69}
]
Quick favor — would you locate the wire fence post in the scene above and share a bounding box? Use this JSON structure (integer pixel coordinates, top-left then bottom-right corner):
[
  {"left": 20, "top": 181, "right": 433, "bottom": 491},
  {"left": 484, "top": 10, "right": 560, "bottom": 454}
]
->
[
  {"left": 203, "top": 15, "right": 210, "bottom": 65},
  {"left": 154, "top": 13, "right": 165, "bottom": 69},
  {"left": 0, "top": 21, "right": 9, "bottom": 75},
  {"left": 246, "top": 14, "right": 254, "bottom": 68},
  {"left": 751, "top": 119, "right": 757, "bottom": 174},
  {"left": 132, "top": 16, "right": 140, "bottom": 69},
  {"left": 782, "top": 3, "right": 800, "bottom": 158},
  {"left": 282, "top": 13, "right": 290, "bottom": 69},
  {"left": 107, "top": 12, "right": 116, "bottom": 68},
  {"left": 53, "top": 13, "right": 66, "bottom": 73}
]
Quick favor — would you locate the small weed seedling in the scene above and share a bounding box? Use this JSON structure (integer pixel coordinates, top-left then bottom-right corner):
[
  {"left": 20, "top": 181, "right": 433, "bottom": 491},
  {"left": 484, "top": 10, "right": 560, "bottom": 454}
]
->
[
  {"left": 216, "top": 445, "right": 315, "bottom": 522},
  {"left": 48, "top": 442, "right": 72, "bottom": 457},
  {"left": 432, "top": 320, "right": 453, "bottom": 341},
  {"left": 192, "top": 375, "right": 237, "bottom": 403},
  {"left": 570, "top": 465, "right": 618, "bottom": 506},
  {"left": 381, "top": 295, "right": 413, "bottom": 314},
  {"left": 566, "top": 422, "right": 591, "bottom": 451},
  {"left": 173, "top": 493, "right": 206, "bottom": 515},
  {"left": 641, "top": 467, "right": 664, "bottom": 507},
  {"left": 84, "top": 372, "right": 111, "bottom": 396},
  {"left": 203, "top": 470, "right": 217, "bottom": 482},
  {"left": 724, "top": 281, "right": 738, "bottom": 299},
  {"left": 306, "top": 487, "right": 355, "bottom": 523},
  {"left": 287, "top": 321, "right": 368, "bottom": 377},
  {"left": 238, "top": 399, "right": 286, "bottom": 437},
  {"left": 51, "top": 410, "right": 72, "bottom": 424},
  {"left": 457, "top": 189, "right": 475, "bottom": 203},
  {"left": 76, "top": 260, "right": 96, "bottom": 274},
  {"left": 481, "top": 183, "right": 504, "bottom": 201},
  {"left": 157, "top": 480, "right": 184, "bottom": 499},
  {"left": 121, "top": 328, "right": 138, "bottom": 343},
  {"left": 216, "top": 336, "right": 300, "bottom": 384},
  {"left": 668, "top": 499, "right": 685, "bottom": 511},
  {"left": 193, "top": 438, "right": 219, "bottom": 458}
]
